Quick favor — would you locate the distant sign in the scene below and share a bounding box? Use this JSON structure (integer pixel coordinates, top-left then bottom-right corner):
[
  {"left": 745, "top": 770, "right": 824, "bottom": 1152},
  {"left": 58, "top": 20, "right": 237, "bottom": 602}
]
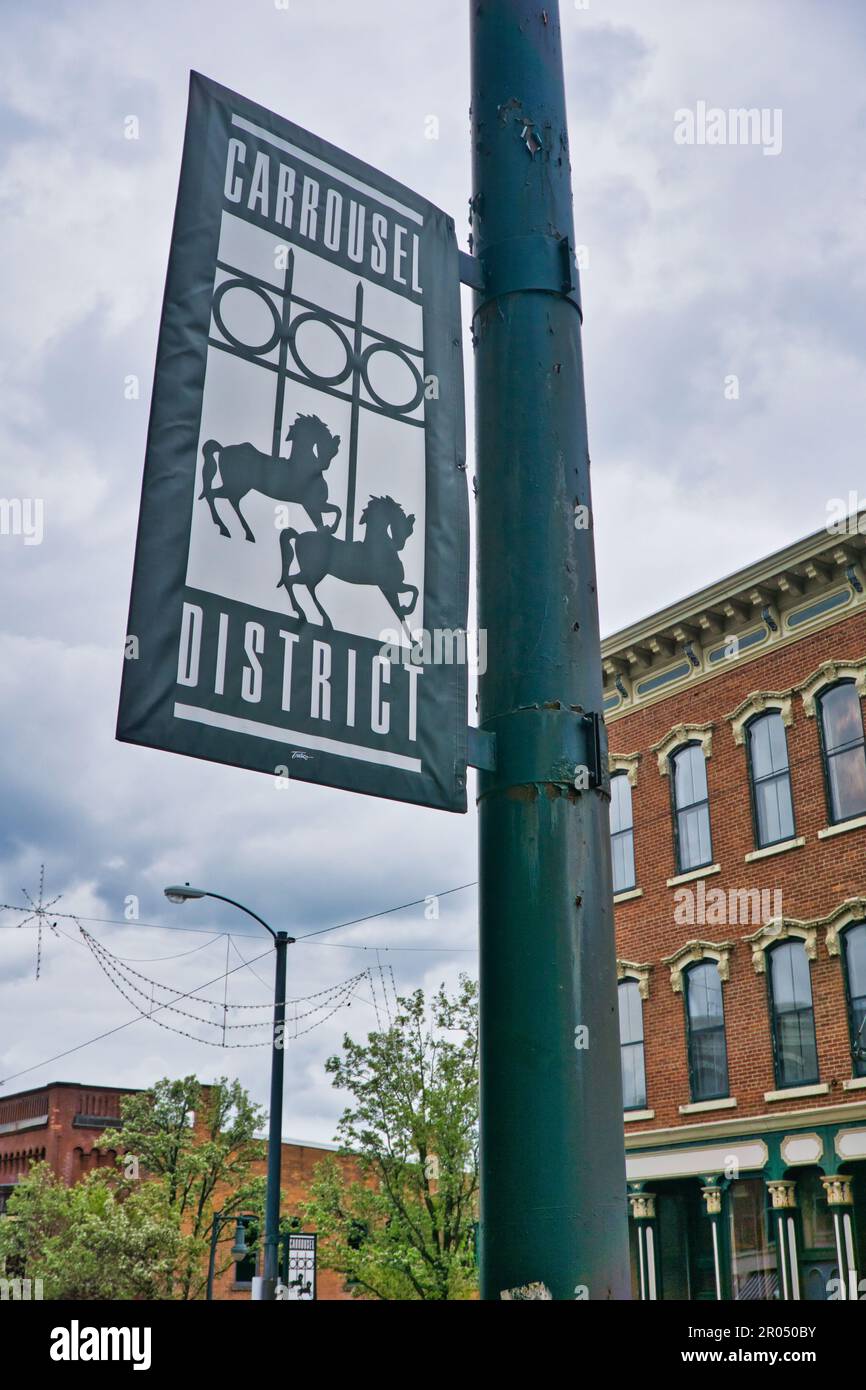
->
[{"left": 118, "top": 73, "right": 469, "bottom": 811}]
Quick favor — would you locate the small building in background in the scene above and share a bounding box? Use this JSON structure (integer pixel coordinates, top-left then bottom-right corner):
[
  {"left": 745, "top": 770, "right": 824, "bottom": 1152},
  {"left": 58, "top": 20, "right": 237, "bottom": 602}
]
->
[{"left": 0, "top": 1080, "right": 357, "bottom": 1299}]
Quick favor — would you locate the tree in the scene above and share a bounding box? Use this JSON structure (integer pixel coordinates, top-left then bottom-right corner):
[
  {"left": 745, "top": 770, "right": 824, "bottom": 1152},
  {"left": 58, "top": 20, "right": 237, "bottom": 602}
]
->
[
  {"left": 303, "top": 976, "right": 479, "bottom": 1300},
  {"left": 104, "top": 1074, "right": 266, "bottom": 1299},
  {"left": 0, "top": 1162, "right": 180, "bottom": 1300}
]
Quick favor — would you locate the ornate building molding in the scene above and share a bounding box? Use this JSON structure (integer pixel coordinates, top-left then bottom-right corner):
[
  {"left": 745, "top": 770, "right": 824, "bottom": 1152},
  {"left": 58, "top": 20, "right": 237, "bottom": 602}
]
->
[
  {"left": 745, "top": 919, "right": 818, "bottom": 973},
  {"left": 651, "top": 722, "right": 714, "bottom": 775},
  {"left": 725, "top": 690, "right": 794, "bottom": 746},
  {"left": 822, "top": 898, "right": 866, "bottom": 957},
  {"left": 767, "top": 1179, "right": 798, "bottom": 1211},
  {"left": 701, "top": 1184, "right": 723, "bottom": 1216},
  {"left": 796, "top": 657, "right": 866, "bottom": 717},
  {"left": 661, "top": 940, "right": 733, "bottom": 993},
  {"left": 821, "top": 1175, "right": 854, "bottom": 1207},
  {"left": 608, "top": 750, "right": 641, "bottom": 787},
  {"left": 617, "top": 960, "right": 652, "bottom": 1000},
  {"left": 628, "top": 1191, "right": 657, "bottom": 1221}
]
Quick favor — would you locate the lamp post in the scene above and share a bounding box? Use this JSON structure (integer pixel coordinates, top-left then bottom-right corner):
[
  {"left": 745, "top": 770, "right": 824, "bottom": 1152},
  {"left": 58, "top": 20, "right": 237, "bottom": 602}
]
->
[
  {"left": 165, "top": 884, "right": 294, "bottom": 1301},
  {"left": 206, "top": 1210, "right": 254, "bottom": 1301}
]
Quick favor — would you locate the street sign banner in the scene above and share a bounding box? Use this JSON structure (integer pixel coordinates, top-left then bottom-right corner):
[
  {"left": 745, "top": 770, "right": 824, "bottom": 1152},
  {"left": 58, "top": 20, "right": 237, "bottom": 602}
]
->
[{"left": 118, "top": 73, "right": 469, "bottom": 811}]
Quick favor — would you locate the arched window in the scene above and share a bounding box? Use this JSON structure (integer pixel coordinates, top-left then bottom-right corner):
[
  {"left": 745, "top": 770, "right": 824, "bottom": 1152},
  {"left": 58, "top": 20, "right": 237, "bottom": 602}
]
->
[
  {"left": 610, "top": 773, "right": 636, "bottom": 894},
  {"left": 684, "top": 961, "right": 729, "bottom": 1102},
  {"left": 747, "top": 711, "right": 795, "bottom": 848},
  {"left": 767, "top": 940, "right": 819, "bottom": 1088},
  {"left": 818, "top": 681, "right": 866, "bottom": 825},
  {"left": 618, "top": 979, "right": 646, "bottom": 1111},
  {"left": 670, "top": 743, "right": 712, "bottom": 874},
  {"left": 843, "top": 922, "right": 866, "bottom": 1079}
]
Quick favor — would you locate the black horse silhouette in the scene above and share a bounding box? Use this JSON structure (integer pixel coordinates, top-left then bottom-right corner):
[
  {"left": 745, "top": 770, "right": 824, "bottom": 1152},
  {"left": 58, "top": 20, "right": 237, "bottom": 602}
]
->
[
  {"left": 277, "top": 494, "right": 418, "bottom": 630},
  {"left": 198, "top": 413, "right": 341, "bottom": 542}
]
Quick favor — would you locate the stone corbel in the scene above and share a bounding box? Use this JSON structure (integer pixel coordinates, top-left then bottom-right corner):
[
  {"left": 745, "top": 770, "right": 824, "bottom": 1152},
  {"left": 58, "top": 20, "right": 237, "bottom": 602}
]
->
[
  {"left": 661, "top": 940, "right": 733, "bottom": 993},
  {"left": 796, "top": 658, "right": 866, "bottom": 717},
  {"left": 745, "top": 919, "right": 818, "bottom": 973},
  {"left": 608, "top": 750, "right": 641, "bottom": 787},
  {"left": 725, "top": 690, "right": 794, "bottom": 746},
  {"left": 617, "top": 960, "right": 652, "bottom": 1000},
  {"left": 651, "top": 722, "right": 714, "bottom": 775}
]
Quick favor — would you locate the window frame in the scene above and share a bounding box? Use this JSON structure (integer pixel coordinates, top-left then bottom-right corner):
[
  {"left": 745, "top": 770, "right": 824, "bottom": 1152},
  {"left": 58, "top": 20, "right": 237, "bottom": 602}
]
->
[
  {"left": 669, "top": 741, "right": 713, "bottom": 875},
  {"left": 766, "top": 938, "right": 820, "bottom": 1090},
  {"left": 745, "top": 710, "right": 796, "bottom": 850},
  {"left": 841, "top": 921, "right": 866, "bottom": 1080},
  {"left": 618, "top": 977, "right": 647, "bottom": 1112},
  {"left": 610, "top": 771, "right": 636, "bottom": 895},
  {"left": 817, "top": 679, "right": 866, "bottom": 827},
  {"left": 683, "top": 959, "right": 730, "bottom": 1103}
]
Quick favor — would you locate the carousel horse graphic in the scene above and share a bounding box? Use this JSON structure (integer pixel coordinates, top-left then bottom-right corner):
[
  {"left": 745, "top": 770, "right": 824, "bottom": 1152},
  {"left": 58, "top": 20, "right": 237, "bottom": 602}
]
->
[
  {"left": 277, "top": 494, "right": 418, "bottom": 631},
  {"left": 198, "top": 413, "right": 341, "bottom": 542}
]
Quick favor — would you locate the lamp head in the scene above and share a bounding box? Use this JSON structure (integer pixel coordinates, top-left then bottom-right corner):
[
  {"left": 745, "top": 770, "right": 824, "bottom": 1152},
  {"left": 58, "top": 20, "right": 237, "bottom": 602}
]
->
[
  {"left": 164, "top": 884, "right": 206, "bottom": 905},
  {"left": 230, "top": 1217, "right": 249, "bottom": 1260}
]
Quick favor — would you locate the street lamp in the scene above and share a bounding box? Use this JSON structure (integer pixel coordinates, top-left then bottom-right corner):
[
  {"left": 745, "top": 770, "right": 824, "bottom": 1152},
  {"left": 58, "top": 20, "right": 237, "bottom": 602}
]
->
[
  {"left": 164, "top": 883, "right": 295, "bottom": 1301},
  {"left": 206, "top": 1210, "right": 255, "bottom": 1301}
]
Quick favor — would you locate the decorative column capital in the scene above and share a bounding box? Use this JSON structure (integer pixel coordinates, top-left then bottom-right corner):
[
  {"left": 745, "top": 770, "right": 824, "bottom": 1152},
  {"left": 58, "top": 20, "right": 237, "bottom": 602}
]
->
[
  {"left": 628, "top": 1191, "right": 657, "bottom": 1221},
  {"left": 767, "top": 1179, "right": 797, "bottom": 1210},
  {"left": 701, "top": 1184, "right": 723, "bottom": 1216},
  {"left": 821, "top": 1175, "right": 854, "bottom": 1207}
]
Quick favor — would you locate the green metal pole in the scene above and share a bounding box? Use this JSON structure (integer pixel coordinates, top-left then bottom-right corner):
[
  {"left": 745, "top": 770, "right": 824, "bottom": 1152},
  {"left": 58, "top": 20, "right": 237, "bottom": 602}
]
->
[
  {"left": 262, "top": 930, "right": 289, "bottom": 1298},
  {"left": 470, "top": 0, "right": 630, "bottom": 1300}
]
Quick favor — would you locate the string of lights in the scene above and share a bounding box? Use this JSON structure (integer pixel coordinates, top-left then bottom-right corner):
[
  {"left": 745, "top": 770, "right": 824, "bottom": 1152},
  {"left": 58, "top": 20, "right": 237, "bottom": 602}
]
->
[{"left": 77, "top": 923, "right": 367, "bottom": 1050}]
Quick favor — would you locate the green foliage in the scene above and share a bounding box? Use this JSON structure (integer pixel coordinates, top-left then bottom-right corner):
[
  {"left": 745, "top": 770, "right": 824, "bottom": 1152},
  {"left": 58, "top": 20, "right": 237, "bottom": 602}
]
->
[
  {"left": 303, "top": 976, "right": 479, "bottom": 1300},
  {"left": 0, "top": 1162, "right": 180, "bottom": 1300},
  {"left": 106, "top": 1074, "right": 267, "bottom": 1299}
]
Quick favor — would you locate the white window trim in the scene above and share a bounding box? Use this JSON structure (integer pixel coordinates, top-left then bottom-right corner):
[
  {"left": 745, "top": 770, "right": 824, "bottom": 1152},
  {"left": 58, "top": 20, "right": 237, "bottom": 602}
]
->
[
  {"left": 666, "top": 863, "right": 721, "bottom": 889},
  {"left": 614, "top": 886, "right": 643, "bottom": 904},
  {"left": 818, "top": 815, "right": 866, "bottom": 840},
  {"left": 744, "top": 836, "right": 805, "bottom": 862}
]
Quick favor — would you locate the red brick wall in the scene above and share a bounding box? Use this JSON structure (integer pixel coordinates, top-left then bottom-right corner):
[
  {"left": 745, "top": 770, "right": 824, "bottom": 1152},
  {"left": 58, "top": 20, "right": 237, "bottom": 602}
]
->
[
  {"left": 0, "top": 1083, "right": 126, "bottom": 1193},
  {"left": 609, "top": 610, "right": 866, "bottom": 1132},
  {"left": 212, "top": 1141, "right": 364, "bottom": 1301}
]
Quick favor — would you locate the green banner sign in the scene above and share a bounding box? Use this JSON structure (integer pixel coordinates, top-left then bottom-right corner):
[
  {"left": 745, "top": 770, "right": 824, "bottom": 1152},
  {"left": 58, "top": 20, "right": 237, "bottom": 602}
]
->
[{"left": 118, "top": 73, "right": 469, "bottom": 812}]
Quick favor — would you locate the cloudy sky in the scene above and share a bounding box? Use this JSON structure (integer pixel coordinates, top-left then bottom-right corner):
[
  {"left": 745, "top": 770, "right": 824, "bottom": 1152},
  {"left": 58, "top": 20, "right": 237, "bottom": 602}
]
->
[{"left": 2, "top": 0, "right": 865, "bottom": 1142}]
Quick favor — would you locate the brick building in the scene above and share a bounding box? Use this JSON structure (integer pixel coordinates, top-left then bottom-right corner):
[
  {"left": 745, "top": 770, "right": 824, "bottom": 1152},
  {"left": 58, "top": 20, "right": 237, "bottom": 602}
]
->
[
  {"left": 605, "top": 514, "right": 866, "bottom": 1301},
  {"left": 0, "top": 1080, "right": 357, "bottom": 1299}
]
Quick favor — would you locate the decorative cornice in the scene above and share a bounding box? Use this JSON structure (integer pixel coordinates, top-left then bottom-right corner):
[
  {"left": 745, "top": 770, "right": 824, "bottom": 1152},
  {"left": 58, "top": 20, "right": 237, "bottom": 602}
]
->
[
  {"left": 651, "top": 722, "right": 714, "bottom": 775},
  {"left": 661, "top": 940, "right": 733, "bottom": 993},
  {"left": 797, "top": 657, "right": 866, "bottom": 717},
  {"left": 744, "top": 919, "right": 818, "bottom": 973},
  {"left": 726, "top": 690, "right": 794, "bottom": 746},
  {"left": 617, "top": 960, "right": 653, "bottom": 1000},
  {"left": 608, "top": 751, "right": 641, "bottom": 787}
]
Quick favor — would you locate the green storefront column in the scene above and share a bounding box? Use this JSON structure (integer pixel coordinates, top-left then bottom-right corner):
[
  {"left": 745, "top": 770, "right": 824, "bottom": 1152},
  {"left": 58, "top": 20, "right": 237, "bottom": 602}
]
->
[
  {"left": 628, "top": 1191, "right": 660, "bottom": 1300},
  {"left": 700, "top": 1180, "right": 730, "bottom": 1301},
  {"left": 767, "top": 1179, "right": 801, "bottom": 1300},
  {"left": 822, "top": 1174, "right": 859, "bottom": 1300}
]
